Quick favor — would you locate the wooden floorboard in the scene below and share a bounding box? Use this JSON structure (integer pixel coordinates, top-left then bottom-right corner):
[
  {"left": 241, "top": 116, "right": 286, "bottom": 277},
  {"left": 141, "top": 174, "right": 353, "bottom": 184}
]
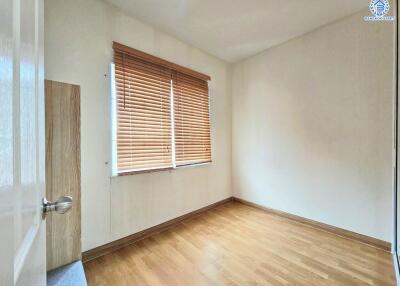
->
[{"left": 83, "top": 202, "right": 396, "bottom": 286}]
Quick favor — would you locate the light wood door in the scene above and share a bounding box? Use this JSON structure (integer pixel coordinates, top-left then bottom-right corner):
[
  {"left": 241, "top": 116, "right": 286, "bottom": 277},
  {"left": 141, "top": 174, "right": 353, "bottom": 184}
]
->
[
  {"left": 45, "top": 80, "right": 81, "bottom": 271},
  {"left": 0, "top": 0, "right": 46, "bottom": 285}
]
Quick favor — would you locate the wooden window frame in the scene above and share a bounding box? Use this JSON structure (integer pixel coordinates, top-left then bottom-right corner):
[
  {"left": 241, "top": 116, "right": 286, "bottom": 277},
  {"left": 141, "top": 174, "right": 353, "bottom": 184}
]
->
[{"left": 111, "top": 42, "right": 212, "bottom": 176}]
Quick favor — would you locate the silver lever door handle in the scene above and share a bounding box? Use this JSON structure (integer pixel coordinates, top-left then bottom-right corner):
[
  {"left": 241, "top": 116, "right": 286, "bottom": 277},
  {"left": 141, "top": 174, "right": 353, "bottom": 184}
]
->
[{"left": 42, "top": 196, "right": 73, "bottom": 219}]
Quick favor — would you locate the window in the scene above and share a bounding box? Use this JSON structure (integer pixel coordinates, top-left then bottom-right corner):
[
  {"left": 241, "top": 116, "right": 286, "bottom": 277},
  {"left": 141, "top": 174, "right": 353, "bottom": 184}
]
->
[{"left": 112, "top": 42, "right": 211, "bottom": 175}]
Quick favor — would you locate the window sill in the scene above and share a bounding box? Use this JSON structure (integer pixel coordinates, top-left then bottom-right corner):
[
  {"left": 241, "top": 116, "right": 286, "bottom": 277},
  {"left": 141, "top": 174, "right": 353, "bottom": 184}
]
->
[
  {"left": 110, "top": 161, "right": 212, "bottom": 178},
  {"left": 175, "top": 161, "right": 212, "bottom": 170}
]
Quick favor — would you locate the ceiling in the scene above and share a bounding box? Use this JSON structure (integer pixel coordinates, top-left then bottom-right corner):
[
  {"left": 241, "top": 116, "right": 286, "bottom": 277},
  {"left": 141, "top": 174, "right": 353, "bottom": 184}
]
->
[{"left": 105, "top": 0, "right": 367, "bottom": 63}]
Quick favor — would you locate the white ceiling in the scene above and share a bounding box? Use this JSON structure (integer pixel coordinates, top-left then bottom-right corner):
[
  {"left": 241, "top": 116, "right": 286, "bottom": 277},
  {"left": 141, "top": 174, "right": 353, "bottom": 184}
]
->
[{"left": 105, "top": 0, "right": 367, "bottom": 63}]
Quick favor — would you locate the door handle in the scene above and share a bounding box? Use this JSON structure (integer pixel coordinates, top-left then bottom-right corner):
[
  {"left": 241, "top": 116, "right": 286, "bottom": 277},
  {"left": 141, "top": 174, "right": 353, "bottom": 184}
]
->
[{"left": 42, "top": 196, "right": 73, "bottom": 219}]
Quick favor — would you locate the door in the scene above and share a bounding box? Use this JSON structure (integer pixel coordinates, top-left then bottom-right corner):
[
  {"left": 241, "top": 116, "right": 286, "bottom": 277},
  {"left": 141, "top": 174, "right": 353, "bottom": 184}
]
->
[
  {"left": 45, "top": 80, "right": 81, "bottom": 270},
  {"left": 0, "top": 0, "right": 46, "bottom": 285}
]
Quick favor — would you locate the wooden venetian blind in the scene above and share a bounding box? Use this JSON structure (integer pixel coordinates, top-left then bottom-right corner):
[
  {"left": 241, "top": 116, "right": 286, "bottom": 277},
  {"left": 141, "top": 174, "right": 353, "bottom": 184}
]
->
[
  {"left": 113, "top": 42, "right": 211, "bottom": 174},
  {"left": 114, "top": 48, "right": 172, "bottom": 173},
  {"left": 173, "top": 72, "right": 211, "bottom": 166}
]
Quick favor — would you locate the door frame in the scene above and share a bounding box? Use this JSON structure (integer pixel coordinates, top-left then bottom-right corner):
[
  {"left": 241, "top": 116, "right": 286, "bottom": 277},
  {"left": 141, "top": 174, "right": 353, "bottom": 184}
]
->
[{"left": 394, "top": 0, "right": 400, "bottom": 285}]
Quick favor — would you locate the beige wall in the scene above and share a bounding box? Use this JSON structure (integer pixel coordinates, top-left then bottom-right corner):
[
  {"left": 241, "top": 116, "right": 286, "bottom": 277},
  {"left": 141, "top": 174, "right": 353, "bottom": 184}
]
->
[
  {"left": 44, "top": 0, "right": 232, "bottom": 251},
  {"left": 232, "top": 10, "right": 394, "bottom": 241}
]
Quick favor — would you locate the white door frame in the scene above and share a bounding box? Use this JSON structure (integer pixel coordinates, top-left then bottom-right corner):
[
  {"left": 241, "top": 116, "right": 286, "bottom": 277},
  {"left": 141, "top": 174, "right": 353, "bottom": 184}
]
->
[{"left": 394, "top": 1, "right": 400, "bottom": 285}]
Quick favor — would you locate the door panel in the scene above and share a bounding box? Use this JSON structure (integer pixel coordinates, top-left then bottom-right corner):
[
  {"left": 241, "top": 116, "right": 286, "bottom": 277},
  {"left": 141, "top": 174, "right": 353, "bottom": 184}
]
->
[
  {"left": 0, "top": 0, "right": 46, "bottom": 285},
  {"left": 15, "top": 0, "right": 39, "bottom": 259},
  {"left": 15, "top": 0, "right": 46, "bottom": 284}
]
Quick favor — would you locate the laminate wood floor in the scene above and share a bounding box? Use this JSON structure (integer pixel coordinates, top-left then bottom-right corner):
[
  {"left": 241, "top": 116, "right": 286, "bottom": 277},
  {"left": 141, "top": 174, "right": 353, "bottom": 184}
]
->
[{"left": 83, "top": 202, "right": 395, "bottom": 286}]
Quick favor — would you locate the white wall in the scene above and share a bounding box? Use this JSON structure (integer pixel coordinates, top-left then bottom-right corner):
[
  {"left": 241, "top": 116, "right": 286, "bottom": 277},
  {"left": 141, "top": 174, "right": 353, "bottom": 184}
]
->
[
  {"left": 44, "top": 0, "right": 232, "bottom": 251},
  {"left": 232, "top": 10, "right": 394, "bottom": 242},
  {"left": 45, "top": 0, "right": 394, "bottom": 249}
]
